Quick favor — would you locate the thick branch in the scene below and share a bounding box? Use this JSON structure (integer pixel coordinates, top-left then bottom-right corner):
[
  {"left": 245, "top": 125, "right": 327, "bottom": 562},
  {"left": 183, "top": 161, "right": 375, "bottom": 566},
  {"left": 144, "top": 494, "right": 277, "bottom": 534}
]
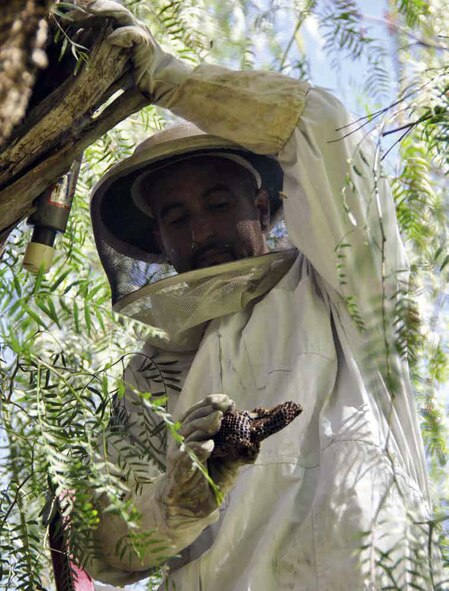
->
[
  {"left": 0, "top": 12, "right": 151, "bottom": 242},
  {"left": 0, "top": 88, "right": 147, "bottom": 243}
]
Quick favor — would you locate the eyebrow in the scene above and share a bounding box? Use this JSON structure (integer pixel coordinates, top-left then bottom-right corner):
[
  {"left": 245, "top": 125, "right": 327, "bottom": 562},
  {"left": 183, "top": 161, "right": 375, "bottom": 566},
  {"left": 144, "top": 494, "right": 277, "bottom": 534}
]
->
[
  {"left": 159, "top": 202, "right": 185, "bottom": 220},
  {"left": 202, "top": 183, "right": 235, "bottom": 200},
  {"left": 159, "top": 184, "right": 235, "bottom": 220}
]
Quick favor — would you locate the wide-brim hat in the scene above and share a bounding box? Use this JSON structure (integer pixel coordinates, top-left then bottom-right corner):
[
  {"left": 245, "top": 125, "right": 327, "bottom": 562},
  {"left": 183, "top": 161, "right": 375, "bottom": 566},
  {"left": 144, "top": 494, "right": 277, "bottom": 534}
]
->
[{"left": 91, "top": 121, "right": 284, "bottom": 263}]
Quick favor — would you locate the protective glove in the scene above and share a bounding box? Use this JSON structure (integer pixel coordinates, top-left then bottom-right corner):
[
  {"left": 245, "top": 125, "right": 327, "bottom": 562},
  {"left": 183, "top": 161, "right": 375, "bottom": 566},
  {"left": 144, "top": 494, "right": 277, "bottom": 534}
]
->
[
  {"left": 155, "top": 394, "right": 245, "bottom": 524},
  {"left": 65, "top": 0, "right": 192, "bottom": 105}
]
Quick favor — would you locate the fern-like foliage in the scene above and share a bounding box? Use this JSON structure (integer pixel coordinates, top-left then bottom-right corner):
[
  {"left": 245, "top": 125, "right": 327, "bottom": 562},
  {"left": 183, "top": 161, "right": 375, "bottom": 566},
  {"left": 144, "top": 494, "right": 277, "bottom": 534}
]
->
[
  {"left": 318, "top": 0, "right": 391, "bottom": 100},
  {"left": 1, "top": 1, "right": 449, "bottom": 590}
]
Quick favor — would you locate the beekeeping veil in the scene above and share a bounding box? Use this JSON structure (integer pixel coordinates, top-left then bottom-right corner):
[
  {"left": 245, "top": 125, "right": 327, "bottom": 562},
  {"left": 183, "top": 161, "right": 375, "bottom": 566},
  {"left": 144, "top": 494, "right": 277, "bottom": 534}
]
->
[{"left": 91, "top": 122, "right": 296, "bottom": 351}]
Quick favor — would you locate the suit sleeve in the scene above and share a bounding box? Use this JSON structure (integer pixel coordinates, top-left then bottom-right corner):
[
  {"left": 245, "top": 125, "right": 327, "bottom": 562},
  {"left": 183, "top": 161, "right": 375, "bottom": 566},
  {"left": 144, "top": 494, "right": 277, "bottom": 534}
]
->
[
  {"left": 87, "top": 347, "right": 218, "bottom": 586},
  {"left": 279, "top": 86, "right": 408, "bottom": 332}
]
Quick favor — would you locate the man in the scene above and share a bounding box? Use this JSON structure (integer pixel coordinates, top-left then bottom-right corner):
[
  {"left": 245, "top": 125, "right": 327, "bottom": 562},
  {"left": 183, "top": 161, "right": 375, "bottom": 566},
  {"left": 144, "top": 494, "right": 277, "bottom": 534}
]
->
[{"left": 85, "top": 1, "right": 440, "bottom": 589}]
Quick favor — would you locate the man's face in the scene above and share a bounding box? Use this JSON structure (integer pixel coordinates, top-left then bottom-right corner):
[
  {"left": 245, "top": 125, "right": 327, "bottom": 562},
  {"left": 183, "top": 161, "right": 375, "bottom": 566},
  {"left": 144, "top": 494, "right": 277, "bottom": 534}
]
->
[{"left": 143, "top": 156, "right": 271, "bottom": 273}]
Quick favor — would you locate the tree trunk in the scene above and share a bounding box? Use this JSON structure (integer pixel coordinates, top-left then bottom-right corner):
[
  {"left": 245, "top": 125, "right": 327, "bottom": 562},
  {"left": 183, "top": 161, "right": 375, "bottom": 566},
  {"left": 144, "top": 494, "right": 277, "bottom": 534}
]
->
[{"left": 0, "top": 2, "right": 149, "bottom": 247}]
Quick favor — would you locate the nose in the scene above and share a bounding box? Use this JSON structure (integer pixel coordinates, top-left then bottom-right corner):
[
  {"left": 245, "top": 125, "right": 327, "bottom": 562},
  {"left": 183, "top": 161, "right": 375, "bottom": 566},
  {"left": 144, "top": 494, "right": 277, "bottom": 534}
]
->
[{"left": 191, "top": 213, "right": 214, "bottom": 246}]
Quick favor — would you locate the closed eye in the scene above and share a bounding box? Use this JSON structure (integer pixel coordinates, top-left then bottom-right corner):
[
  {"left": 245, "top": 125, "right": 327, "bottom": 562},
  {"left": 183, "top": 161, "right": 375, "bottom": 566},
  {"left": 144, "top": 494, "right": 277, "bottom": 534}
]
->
[
  {"left": 209, "top": 200, "right": 229, "bottom": 211},
  {"left": 168, "top": 213, "right": 189, "bottom": 226},
  {"left": 160, "top": 204, "right": 189, "bottom": 226},
  {"left": 203, "top": 184, "right": 235, "bottom": 212}
]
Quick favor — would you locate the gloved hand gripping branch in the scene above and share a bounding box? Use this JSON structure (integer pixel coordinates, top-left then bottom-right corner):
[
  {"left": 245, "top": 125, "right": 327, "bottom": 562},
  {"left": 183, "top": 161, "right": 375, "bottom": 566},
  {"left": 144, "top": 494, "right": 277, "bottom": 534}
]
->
[{"left": 64, "top": 0, "right": 192, "bottom": 105}]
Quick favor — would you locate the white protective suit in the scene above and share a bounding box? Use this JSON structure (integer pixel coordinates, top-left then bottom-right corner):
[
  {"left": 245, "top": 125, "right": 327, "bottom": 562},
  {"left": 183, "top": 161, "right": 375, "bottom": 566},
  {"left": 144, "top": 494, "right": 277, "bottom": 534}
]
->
[{"left": 90, "top": 65, "right": 442, "bottom": 591}]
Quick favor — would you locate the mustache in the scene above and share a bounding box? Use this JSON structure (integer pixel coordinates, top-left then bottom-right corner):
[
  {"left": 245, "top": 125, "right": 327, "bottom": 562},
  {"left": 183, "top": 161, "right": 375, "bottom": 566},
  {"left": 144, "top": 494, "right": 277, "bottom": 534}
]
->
[{"left": 191, "top": 239, "right": 235, "bottom": 268}]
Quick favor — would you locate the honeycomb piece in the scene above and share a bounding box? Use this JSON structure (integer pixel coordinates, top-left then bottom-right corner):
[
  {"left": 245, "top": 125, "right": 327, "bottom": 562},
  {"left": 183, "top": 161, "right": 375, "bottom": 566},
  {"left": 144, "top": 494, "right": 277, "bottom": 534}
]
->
[{"left": 212, "top": 401, "right": 302, "bottom": 461}]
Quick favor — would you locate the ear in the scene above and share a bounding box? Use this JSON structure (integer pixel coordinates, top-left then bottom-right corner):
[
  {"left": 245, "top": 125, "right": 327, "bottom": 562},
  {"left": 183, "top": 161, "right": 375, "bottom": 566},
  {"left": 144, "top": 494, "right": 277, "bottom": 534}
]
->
[{"left": 255, "top": 189, "right": 271, "bottom": 232}]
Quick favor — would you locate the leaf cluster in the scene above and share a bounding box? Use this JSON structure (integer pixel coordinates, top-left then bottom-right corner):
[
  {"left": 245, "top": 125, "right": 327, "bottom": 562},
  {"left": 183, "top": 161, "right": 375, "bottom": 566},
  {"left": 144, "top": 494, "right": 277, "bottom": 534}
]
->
[{"left": 1, "top": 1, "right": 449, "bottom": 589}]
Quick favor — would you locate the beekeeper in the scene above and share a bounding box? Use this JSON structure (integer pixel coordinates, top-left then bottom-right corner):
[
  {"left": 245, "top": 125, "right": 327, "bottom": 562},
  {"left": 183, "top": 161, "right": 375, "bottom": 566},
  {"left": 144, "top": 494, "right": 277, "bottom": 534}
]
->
[{"left": 85, "top": 1, "right": 439, "bottom": 589}]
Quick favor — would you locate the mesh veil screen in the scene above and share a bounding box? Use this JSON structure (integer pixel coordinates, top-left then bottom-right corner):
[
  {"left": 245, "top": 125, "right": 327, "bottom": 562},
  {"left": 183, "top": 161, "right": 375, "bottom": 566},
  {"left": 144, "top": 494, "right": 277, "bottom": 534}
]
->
[{"left": 113, "top": 251, "right": 298, "bottom": 350}]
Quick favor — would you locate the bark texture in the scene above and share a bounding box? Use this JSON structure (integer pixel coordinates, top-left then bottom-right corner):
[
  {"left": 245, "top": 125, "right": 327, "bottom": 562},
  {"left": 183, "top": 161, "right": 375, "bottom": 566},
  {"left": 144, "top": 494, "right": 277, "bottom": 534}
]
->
[
  {"left": 0, "top": 0, "right": 54, "bottom": 146},
  {"left": 0, "top": 2, "right": 149, "bottom": 245}
]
